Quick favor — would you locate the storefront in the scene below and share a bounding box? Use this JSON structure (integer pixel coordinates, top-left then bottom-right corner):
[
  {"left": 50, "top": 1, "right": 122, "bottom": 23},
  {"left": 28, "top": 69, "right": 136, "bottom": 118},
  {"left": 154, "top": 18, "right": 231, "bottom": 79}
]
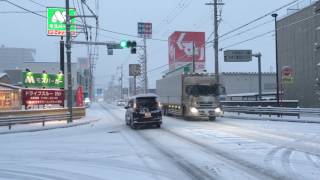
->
[{"left": 0, "top": 83, "right": 21, "bottom": 111}]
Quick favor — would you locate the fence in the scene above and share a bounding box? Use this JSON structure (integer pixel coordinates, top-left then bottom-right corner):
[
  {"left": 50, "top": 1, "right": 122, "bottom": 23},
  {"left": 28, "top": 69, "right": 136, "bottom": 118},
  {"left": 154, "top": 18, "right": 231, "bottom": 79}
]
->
[{"left": 222, "top": 106, "right": 320, "bottom": 119}]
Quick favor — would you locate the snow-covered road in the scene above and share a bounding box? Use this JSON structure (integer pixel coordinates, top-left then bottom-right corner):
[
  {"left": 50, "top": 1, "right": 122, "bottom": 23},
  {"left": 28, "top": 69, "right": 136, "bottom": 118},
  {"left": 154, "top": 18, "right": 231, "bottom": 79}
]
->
[{"left": 0, "top": 103, "right": 320, "bottom": 180}]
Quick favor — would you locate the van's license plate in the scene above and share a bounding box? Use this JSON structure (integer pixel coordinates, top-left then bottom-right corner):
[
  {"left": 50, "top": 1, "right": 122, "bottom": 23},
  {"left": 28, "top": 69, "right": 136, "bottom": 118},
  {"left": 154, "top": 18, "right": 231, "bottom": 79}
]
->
[{"left": 144, "top": 112, "right": 152, "bottom": 118}]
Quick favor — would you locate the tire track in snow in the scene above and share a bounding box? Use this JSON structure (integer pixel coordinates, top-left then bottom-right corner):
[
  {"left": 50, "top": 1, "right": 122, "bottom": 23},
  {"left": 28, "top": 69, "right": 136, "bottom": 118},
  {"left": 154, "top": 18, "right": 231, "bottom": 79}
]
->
[
  {"left": 100, "top": 105, "right": 183, "bottom": 180},
  {"left": 102, "top": 104, "right": 218, "bottom": 180},
  {"left": 281, "top": 149, "right": 300, "bottom": 180},
  {"left": 0, "top": 166, "right": 109, "bottom": 180},
  {"left": 138, "top": 131, "right": 217, "bottom": 180},
  {"left": 305, "top": 154, "right": 320, "bottom": 170},
  {"left": 263, "top": 146, "right": 282, "bottom": 171},
  {"left": 104, "top": 104, "right": 294, "bottom": 180},
  {"left": 203, "top": 120, "right": 320, "bottom": 156},
  {"left": 162, "top": 128, "right": 290, "bottom": 180}
]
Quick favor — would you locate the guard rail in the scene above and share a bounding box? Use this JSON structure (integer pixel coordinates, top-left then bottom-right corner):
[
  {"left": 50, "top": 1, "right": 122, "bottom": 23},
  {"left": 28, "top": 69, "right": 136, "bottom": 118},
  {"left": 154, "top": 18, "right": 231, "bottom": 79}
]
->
[
  {"left": 222, "top": 106, "right": 320, "bottom": 119},
  {"left": 0, "top": 107, "right": 86, "bottom": 130}
]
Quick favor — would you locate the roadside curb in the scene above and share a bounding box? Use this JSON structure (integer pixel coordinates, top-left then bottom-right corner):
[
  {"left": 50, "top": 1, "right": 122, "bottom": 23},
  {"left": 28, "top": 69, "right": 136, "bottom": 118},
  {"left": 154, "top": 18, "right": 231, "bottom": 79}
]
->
[{"left": 0, "top": 118, "right": 100, "bottom": 135}]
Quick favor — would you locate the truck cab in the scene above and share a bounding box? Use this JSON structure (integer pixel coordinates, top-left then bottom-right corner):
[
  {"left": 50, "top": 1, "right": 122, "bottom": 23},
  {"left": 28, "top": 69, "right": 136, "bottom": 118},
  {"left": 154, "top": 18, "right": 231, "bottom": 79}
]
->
[{"left": 182, "top": 74, "right": 222, "bottom": 120}]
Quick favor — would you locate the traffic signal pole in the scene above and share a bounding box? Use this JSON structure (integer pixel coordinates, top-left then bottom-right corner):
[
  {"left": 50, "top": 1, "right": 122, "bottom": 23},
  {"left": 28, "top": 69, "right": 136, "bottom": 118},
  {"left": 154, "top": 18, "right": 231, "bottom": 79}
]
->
[
  {"left": 60, "top": 37, "right": 65, "bottom": 74},
  {"left": 66, "top": 0, "right": 73, "bottom": 123}
]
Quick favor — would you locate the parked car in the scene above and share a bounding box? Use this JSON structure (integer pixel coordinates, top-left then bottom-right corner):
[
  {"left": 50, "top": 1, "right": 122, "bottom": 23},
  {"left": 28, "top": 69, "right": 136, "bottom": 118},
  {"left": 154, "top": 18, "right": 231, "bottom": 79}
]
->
[
  {"left": 116, "top": 100, "right": 126, "bottom": 106},
  {"left": 84, "top": 98, "right": 91, "bottom": 108},
  {"left": 125, "top": 94, "right": 162, "bottom": 129}
]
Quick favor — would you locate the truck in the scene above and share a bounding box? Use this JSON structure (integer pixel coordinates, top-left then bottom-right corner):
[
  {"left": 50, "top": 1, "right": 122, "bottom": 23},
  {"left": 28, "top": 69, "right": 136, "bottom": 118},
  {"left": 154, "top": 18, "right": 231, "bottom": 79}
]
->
[{"left": 156, "top": 73, "right": 222, "bottom": 120}]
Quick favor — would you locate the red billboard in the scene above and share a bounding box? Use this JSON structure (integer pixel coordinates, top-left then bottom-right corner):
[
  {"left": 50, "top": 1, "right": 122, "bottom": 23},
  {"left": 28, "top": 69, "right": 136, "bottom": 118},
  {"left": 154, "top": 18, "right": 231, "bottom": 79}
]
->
[
  {"left": 169, "top": 31, "right": 205, "bottom": 71},
  {"left": 22, "top": 89, "right": 64, "bottom": 106}
]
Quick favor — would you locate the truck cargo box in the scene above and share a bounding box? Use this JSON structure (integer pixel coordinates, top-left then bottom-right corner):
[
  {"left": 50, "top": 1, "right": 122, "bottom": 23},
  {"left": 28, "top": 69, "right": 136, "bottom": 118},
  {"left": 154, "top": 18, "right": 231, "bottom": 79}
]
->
[{"left": 156, "top": 74, "right": 183, "bottom": 105}]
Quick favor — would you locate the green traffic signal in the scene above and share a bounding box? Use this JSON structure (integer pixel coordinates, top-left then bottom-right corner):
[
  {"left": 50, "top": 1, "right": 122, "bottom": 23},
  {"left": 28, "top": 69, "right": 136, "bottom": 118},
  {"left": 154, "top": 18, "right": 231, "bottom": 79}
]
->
[
  {"left": 120, "top": 40, "right": 137, "bottom": 54},
  {"left": 120, "top": 40, "right": 128, "bottom": 48}
]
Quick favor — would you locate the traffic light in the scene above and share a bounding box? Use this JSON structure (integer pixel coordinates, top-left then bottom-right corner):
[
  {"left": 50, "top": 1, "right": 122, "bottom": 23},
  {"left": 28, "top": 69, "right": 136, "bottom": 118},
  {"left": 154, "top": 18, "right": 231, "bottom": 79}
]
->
[
  {"left": 120, "top": 40, "right": 137, "bottom": 54},
  {"left": 131, "top": 41, "right": 137, "bottom": 54},
  {"left": 120, "top": 40, "right": 128, "bottom": 48}
]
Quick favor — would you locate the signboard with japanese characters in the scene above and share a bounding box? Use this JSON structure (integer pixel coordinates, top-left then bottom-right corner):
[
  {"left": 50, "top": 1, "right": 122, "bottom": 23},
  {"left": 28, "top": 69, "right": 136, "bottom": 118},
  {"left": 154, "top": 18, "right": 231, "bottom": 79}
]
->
[
  {"left": 47, "top": 7, "right": 77, "bottom": 36},
  {"left": 224, "top": 50, "right": 252, "bottom": 62},
  {"left": 129, "top": 64, "right": 142, "bottom": 76},
  {"left": 168, "top": 31, "right": 206, "bottom": 72},
  {"left": 22, "top": 89, "right": 64, "bottom": 106},
  {"left": 22, "top": 72, "right": 64, "bottom": 89},
  {"left": 282, "top": 66, "right": 294, "bottom": 84},
  {"left": 138, "top": 22, "right": 152, "bottom": 39}
]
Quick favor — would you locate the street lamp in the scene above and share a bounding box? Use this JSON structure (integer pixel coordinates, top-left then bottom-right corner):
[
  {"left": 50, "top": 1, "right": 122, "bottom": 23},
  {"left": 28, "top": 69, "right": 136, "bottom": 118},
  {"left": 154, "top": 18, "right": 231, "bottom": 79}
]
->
[{"left": 272, "top": 13, "right": 280, "bottom": 107}]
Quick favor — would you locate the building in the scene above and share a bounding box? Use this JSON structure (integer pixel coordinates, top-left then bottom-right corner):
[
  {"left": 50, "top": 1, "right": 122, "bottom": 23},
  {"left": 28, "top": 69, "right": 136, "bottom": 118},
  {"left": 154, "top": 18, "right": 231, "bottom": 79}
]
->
[
  {"left": 277, "top": 1, "right": 320, "bottom": 107},
  {"left": 0, "top": 83, "right": 21, "bottom": 111},
  {"left": 4, "top": 69, "right": 22, "bottom": 86},
  {"left": 0, "top": 73, "right": 11, "bottom": 84},
  {"left": 0, "top": 46, "right": 35, "bottom": 72},
  {"left": 220, "top": 72, "right": 277, "bottom": 95}
]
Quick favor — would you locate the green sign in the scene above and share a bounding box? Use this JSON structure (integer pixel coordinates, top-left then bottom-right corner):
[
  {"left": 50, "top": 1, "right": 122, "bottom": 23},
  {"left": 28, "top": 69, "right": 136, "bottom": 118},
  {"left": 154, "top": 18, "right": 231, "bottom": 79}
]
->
[
  {"left": 282, "top": 76, "right": 294, "bottom": 84},
  {"left": 23, "top": 72, "right": 65, "bottom": 89},
  {"left": 47, "top": 7, "right": 77, "bottom": 36}
]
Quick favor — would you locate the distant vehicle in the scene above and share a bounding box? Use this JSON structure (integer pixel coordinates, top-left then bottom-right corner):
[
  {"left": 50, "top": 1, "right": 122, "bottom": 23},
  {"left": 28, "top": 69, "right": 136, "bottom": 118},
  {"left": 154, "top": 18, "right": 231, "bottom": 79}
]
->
[
  {"left": 84, "top": 98, "right": 91, "bottom": 108},
  {"left": 116, "top": 100, "right": 126, "bottom": 106},
  {"left": 156, "top": 73, "right": 222, "bottom": 120},
  {"left": 125, "top": 94, "right": 162, "bottom": 129}
]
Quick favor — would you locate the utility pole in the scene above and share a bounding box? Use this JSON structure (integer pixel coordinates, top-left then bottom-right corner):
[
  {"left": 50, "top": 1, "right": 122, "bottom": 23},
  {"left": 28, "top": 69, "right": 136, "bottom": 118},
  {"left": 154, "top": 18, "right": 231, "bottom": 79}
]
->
[
  {"left": 60, "top": 37, "right": 64, "bottom": 74},
  {"left": 206, "top": 0, "right": 224, "bottom": 84},
  {"left": 118, "top": 65, "right": 123, "bottom": 99},
  {"left": 192, "top": 42, "right": 195, "bottom": 73},
  {"left": 133, "top": 76, "right": 137, "bottom": 95},
  {"left": 272, "top": 13, "right": 280, "bottom": 107},
  {"left": 214, "top": 0, "right": 219, "bottom": 83},
  {"left": 253, "top": 53, "right": 262, "bottom": 100},
  {"left": 143, "top": 37, "right": 148, "bottom": 93},
  {"left": 66, "top": 0, "right": 73, "bottom": 123}
]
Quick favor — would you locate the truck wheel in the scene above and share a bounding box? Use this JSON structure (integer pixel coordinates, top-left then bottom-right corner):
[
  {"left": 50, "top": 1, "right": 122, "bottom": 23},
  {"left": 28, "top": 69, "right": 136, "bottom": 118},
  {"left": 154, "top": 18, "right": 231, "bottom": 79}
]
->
[
  {"left": 156, "top": 123, "right": 161, "bottom": 128},
  {"left": 209, "top": 116, "right": 216, "bottom": 121},
  {"left": 164, "top": 107, "right": 168, "bottom": 116},
  {"left": 125, "top": 117, "right": 129, "bottom": 125}
]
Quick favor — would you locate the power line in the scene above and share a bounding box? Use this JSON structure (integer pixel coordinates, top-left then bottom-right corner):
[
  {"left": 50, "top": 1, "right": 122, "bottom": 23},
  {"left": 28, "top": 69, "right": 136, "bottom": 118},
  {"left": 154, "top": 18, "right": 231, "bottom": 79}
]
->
[
  {"left": 148, "top": 64, "right": 168, "bottom": 73},
  {"left": 4, "top": 0, "right": 47, "bottom": 18},
  {"left": 0, "top": 10, "right": 45, "bottom": 14},
  {"left": 219, "top": 0, "right": 300, "bottom": 39},
  {"left": 220, "top": 19, "right": 274, "bottom": 42},
  {"left": 27, "top": 0, "right": 46, "bottom": 8},
  {"left": 154, "top": 0, "right": 192, "bottom": 34},
  {"left": 219, "top": 8, "right": 320, "bottom": 49},
  {"left": 97, "top": 27, "right": 169, "bottom": 42},
  {"left": 220, "top": 30, "right": 274, "bottom": 50}
]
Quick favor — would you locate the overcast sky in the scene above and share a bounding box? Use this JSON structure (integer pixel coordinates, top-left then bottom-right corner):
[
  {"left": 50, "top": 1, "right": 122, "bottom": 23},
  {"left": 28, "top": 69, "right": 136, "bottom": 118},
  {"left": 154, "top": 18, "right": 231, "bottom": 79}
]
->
[{"left": 0, "top": 0, "right": 315, "bottom": 89}]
